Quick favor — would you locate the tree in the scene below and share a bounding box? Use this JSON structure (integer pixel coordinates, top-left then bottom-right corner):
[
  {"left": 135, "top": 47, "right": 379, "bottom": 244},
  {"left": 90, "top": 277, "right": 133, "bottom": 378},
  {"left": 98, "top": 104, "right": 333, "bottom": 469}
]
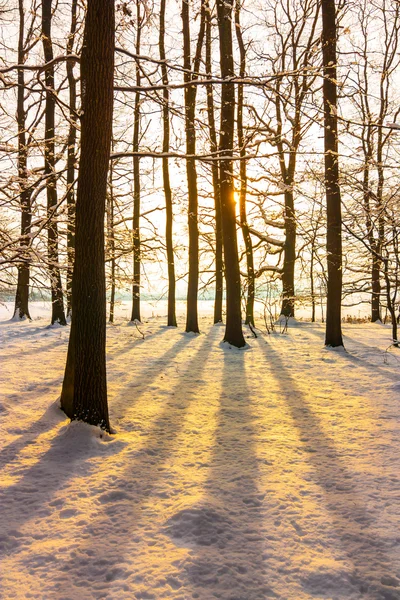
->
[
  {"left": 42, "top": 0, "right": 67, "bottom": 326},
  {"left": 205, "top": 0, "right": 223, "bottom": 324},
  {"left": 182, "top": 0, "right": 205, "bottom": 334},
  {"left": 60, "top": 0, "right": 115, "bottom": 431},
  {"left": 322, "top": 0, "right": 343, "bottom": 347},
  {"left": 159, "top": 0, "right": 177, "bottom": 327},
  {"left": 131, "top": 0, "right": 142, "bottom": 323},
  {"left": 13, "top": 0, "right": 32, "bottom": 321},
  {"left": 66, "top": 0, "right": 78, "bottom": 317},
  {"left": 216, "top": 0, "right": 245, "bottom": 347},
  {"left": 235, "top": 0, "right": 255, "bottom": 327}
]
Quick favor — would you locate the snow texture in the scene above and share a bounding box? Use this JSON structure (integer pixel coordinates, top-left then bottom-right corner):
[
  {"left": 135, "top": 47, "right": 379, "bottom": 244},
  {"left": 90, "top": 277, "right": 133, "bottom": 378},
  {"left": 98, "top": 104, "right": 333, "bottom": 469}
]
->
[{"left": 1, "top": 302, "right": 400, "bottom": 599}]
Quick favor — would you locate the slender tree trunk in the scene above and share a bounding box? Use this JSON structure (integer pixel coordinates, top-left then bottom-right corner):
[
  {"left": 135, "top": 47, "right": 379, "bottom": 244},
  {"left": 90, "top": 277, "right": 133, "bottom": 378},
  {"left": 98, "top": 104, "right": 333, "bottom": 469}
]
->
[
  {"left": 60, "top": 0, "right": 114, "bottom": 431},
  {"left": 159, "top": 0, "right": 177, "bottom": 327},
  {"left": 182, "top": 0, "right": 205, "bottom": 333},
  {"left": 310, "top": 247, "right": 316, "bottom": 322},
  {"left": 131, "top": 0, "right": 141, "bottom": 323},
  {"left": 42, "top": 0, "right": 66, "bottom": 326},
  {"left": 280, "top": 189, "right": 296, "bottom": 318},
  {"left": 107, "top": 148, "right": 116, "bottom": 324},
  {"left": 216, "top": 0, "right": 245, "bottom": 347},
  {"left": 14, "top": 0, "right": 32, "bottom": 321},
  {"left": 322, "top": 0, "right": 343, "bottom": 347},
  {"left": 66, "top": 0, "right": 77, "bottom": 317},
  {"left": 205, "top": 2, "right": 223, "bottom": 324},
  {"left": 235, "top": 0, "right": 254, "bottom": 327}
]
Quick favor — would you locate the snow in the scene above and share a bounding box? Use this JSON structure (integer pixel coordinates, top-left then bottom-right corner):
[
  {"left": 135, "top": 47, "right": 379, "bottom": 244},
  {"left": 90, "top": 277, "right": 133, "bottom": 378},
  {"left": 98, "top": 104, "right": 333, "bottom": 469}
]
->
[{"left": 1, "top": 303, "right": 400, "bottom": 599}]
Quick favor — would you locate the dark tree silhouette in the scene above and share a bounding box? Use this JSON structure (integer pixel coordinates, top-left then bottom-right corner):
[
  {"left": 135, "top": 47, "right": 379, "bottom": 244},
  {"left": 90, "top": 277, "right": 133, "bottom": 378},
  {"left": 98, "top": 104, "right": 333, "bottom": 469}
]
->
[
  {"left": 182, "top": 0, "right": 205, "bottom": 334},
  {"left": 60, "top": 0, "right": 115, "bottom": 431},
  {"left": 159, "top": 0, "right": 177, "bottom": 327},
  {"left": 216, "top": 0, "right": 245, "bottom": 347},
  {"left": 322, "top": 0, "right": 343, "bottom": 347},
  {"left": 42, "top": 0, "right": 67, "bottom": 326},
  {"left": 13, "top": 0, "right": 32, "bottom": 321}
]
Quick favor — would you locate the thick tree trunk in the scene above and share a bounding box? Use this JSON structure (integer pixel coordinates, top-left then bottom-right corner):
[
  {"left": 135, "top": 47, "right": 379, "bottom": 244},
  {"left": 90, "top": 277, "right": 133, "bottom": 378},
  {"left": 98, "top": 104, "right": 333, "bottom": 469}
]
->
[
  {"left": 216, "top": 0, "right": 245, "bottom": 347},
  {"left": 235, "top": 0, "right": 254, "bottom": 327},
  {"left": 182, "top": 0, "right": 205, "bottom": 334},
  {"left": 42, "top": 0, "right": 66, "bottom": 326},
  {"left": 131, "top": 0, "right": 141, "bottom": 323},
  {"left": 322, "top": 0, "right": 343, "bottom": 347},
  {"left": 159, "top": 0, "right": 177, "bottom": 327},
  {"left": 60, "top": 0, "right": 114, "bottom": 431},
  {"left": 14, "top": 0, "right": 32, "bottom": 321},
  {"left": 66, "top": 0, "right": 77, "bottom": 318},
  {"left": 205, "top": 2, "right": 223, "bottom": 324}
]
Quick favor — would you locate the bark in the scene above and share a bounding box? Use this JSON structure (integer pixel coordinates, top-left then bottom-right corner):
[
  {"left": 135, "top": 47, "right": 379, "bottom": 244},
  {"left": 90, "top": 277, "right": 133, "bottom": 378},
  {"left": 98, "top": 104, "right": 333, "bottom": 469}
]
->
[
  {"left": 182, "top": 0, "right": 205, "bottom": 334},
  {"left": 322, "top": 0, "right": 343, "bottom": 347},
  {"left": 235, "top": 0, "right": 254, "bottom": 327},
  {"left": 131, "top": 0, "right": 141, "bottom": 323},
  {"left": 205, "top": 2, "right": 223, "bottom": 324},
  {"left": 60, "top": 0, "right": 114, "bottom": 431},
  {"left": 216, "top": 0, "right": 245, "bottom": 347},
  {"left": 13, "top": 0, "right": 32, "bottom": 321},
  {"left": 107, "top": 150, "right": 116, "bottom": 324},
  {"left": 159, "top": 0, "right": 177, "bottom": 326},
  {"left": 42, "top": 0, "right": 66, "bottom": 326},
  {"left": 66, "top": 0, "right": 77, "bottom": 317}
]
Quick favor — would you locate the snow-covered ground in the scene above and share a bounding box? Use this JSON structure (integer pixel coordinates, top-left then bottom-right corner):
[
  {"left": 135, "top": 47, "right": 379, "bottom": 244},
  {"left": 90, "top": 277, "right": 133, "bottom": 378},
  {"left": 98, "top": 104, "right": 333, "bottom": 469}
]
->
[{"left": 1, "top": 303, "right": 400, "bottom": 599}]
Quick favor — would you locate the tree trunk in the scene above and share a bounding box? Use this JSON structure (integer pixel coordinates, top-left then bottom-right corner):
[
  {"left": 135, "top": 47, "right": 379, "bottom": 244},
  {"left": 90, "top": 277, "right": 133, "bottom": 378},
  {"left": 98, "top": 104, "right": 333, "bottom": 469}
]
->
[
  {"left": 159, "top": 0, "right": 177, "bottom": 327},
  {"left": 235, "top": 0, "right": 254, "bottom": 327},
  {"left": 182, "top": 0, "right": 205, "bottom": 334},
  {"left": 131, "top": 0, "right": 141, "bottom": 323},
  {"left": 216, "top": 0, "right": 245, "bottom": 348},
  {"left": 280, "top": 190, "right": 296, "bottom": 318},
  {"left": 322, "top": 0, "right": 343, "bottom": 347},
  {"left": 205, "top": 2, "right": 223, "bottom": 324},
  {"left": 42, "top": 0, "right": 66, "bottom": 326},
  {"left": 13, "top": 0, "right": 32, "bottom": 321},
  {"left": 107, "top": 147, "right": 116, "bottom": 324},
  {"left": 60, "top": 0, "right": 114, "bottom": 431},
  {"left": 66, "top": 0, "right": 77, "bottom": 318}
]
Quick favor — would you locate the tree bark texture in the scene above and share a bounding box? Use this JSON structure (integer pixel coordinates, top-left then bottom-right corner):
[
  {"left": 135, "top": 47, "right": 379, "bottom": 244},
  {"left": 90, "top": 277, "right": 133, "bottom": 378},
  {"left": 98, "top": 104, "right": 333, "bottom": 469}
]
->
[
  {"left": 322, "top": 0, "right": 343, "bottom": 347},
  {"left": 60, "top": 0, "right": 114, "bottom": 431},
  {"left": 216, "top": 0, "right": 245, "bottom": 347}
]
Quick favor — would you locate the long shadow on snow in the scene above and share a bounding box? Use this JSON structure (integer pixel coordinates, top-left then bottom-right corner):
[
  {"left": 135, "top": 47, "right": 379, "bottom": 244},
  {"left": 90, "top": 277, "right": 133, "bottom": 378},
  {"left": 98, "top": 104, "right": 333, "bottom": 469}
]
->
[
  {"left": 0, "top": 332, "right": 201, "bottom": 558},
  {"left": 109, "top": 323, "right": 171, "bottom": 358},
  {"left": 257, "top": 337, "right": 399, "bottom": 600},
  {"left": 183, "top": 349, "right": 277, "bottom": 600},
  {"left": 109, "top": 330, "right": 197, "bottom": 419},
  {"left": 296, "top": 325, "right": 400, "bottom": 383},
  {"left": 52, "top": 329, "right": 219, "bottom": 595}
]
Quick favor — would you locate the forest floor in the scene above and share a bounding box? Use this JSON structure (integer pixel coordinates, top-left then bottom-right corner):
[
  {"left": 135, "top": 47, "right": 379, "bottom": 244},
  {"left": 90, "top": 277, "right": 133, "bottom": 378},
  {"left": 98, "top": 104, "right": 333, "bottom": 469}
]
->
[{"left": 1, "top": 304, "right": 400, "bottom": 599}]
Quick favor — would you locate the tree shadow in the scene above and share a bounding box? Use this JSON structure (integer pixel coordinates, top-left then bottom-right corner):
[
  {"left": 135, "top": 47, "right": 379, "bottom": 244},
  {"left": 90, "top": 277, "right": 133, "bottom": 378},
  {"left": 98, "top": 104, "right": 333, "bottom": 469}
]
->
[
  {"left": 109, "top": 331, "right": 197, "bottom": 418},
  {"left": 256, "top": 337, "right": 398, "bottom": 599},
  {"left": 110, "top": 324, "right": 172, "bottom": 358},
  {"left": 293, "top": 325, "right": 400, "bottom": 382},
  {"left": 181, "top": 349, "right": 276, "bottom": 600},
  {"left": 35, "top": 328, "right": 220, "bottom": 596}
]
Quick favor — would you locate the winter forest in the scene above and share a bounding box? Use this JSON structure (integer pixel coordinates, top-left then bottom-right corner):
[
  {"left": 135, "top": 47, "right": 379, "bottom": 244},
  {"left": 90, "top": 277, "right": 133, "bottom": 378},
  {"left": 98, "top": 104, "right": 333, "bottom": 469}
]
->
[{"left": 1, "top": 0, "right": 400, "bottom": 598}]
